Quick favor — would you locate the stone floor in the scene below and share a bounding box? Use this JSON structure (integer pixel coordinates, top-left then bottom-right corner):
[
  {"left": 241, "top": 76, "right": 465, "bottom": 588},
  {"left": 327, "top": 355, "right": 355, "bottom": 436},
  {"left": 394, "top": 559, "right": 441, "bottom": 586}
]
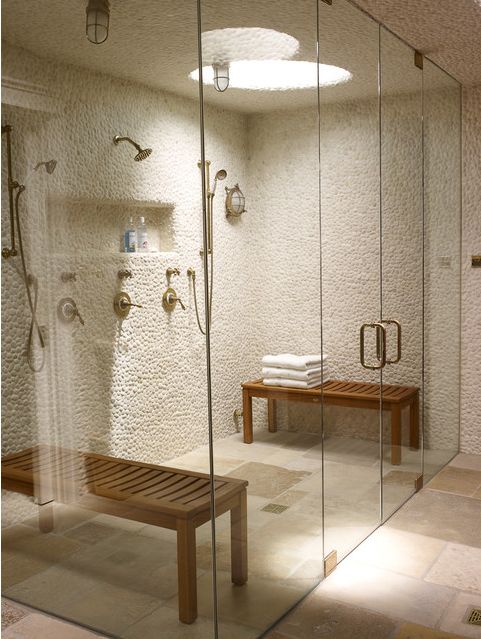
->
[
  {"left": 266, "top": 452, "right": 481, "bottom": 639},
  {"left": 2, "top": 432, "right": 473, "bottom": 639}
]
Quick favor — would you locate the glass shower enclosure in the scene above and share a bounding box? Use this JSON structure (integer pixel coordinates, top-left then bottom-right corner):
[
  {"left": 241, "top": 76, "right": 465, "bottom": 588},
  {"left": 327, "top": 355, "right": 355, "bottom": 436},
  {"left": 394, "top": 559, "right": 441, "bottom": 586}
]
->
[{"left": 1, "top": 1, "right": 461, "bottom": 638}]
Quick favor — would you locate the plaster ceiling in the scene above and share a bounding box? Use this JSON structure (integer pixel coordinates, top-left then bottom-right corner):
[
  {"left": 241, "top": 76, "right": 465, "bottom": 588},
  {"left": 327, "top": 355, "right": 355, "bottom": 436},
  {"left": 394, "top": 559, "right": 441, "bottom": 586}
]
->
[
  {"left": 2, "top": 0, "right": 478, "bottom": 114},
  {"left": 352, "top": 0, "right": 481, "bottom": 87}
]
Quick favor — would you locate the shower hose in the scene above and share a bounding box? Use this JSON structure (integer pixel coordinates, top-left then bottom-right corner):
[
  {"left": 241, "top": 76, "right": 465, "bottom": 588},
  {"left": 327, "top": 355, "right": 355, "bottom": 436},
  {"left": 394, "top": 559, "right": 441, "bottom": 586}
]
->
[
  {"left": 15, "top": 186, "right": 45, "bottom": 373},
  {"left": 191, "top": 251, "right": 213, "bottom": 336}
]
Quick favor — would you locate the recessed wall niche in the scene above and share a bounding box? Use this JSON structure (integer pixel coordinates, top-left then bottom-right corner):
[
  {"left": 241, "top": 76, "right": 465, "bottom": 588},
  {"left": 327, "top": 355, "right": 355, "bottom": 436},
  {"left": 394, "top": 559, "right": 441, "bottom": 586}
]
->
[{"left": 47, "top": 195, "right": 175, "bottom": 255}]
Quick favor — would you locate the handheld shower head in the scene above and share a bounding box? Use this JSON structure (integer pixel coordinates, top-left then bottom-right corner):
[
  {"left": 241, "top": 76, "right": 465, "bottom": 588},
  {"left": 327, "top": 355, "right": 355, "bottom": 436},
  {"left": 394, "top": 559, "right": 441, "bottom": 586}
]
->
[
  {"left": 113, "top": 135, "right": 152, "bottom": 162},
  {"left": 211, "top": 168, "right": 227, "bottom": 195}
]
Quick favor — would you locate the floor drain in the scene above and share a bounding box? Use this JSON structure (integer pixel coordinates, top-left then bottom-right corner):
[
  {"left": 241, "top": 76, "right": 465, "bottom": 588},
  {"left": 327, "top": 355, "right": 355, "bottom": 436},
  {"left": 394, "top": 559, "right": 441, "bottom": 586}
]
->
[
  {"left": 466, "top": 608, "right": 481, "bottom": 626},
  {"left": 262, "top": 503, "right": 289, "bottom": 514}
]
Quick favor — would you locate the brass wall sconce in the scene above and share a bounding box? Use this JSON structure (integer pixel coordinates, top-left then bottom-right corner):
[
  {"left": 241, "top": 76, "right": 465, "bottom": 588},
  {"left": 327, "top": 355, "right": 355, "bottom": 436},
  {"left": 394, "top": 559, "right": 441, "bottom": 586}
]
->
[{"left": 225, "top": 183, "right": 246, "bottom": 217}]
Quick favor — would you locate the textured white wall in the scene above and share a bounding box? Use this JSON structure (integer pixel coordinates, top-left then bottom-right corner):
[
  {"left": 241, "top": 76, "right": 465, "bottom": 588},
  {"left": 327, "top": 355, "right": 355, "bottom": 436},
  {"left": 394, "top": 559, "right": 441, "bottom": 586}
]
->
[
  {"left": 1, "top": 43, "right": 254, "bottom": 524},
  {"left": 461, "top": 84, "right": 481, "bottom": 454}
]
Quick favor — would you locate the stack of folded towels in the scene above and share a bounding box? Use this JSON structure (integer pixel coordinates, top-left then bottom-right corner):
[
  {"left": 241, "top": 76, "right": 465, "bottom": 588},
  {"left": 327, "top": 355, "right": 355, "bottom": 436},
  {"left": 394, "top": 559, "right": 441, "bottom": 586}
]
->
[{"left": 262, "top": 353, "right": 328, "bottom": 389}]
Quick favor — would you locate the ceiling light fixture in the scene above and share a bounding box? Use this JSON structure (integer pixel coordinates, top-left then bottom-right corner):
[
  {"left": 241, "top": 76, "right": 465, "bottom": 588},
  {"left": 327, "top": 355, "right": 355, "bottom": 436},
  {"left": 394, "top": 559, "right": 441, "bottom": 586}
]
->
[
  {"left": 213, "top": 62, "right": 230, "bottom": 92},
  {"left": 190, "top": 60, "right": 351, "bottom": 91},
  {"left": 86, "top": 0, "right": 110, "bottom": 45}
]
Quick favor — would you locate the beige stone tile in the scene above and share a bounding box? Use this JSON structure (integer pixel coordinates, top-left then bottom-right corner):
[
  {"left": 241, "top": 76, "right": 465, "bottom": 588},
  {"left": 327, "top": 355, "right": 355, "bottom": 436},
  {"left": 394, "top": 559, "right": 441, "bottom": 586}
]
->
[
  {"left": 22, "top": 504, "right": 97, "bottom": 533},
  {"left": 1, "top": 613, "right": 106, "bottom": 638},
  {"left": 1, "top": 601, "right": 28, "bottom": 629},
  {"left": 3, "top": 565, "right": 104, "bottom": 616},
  {"left": 427, "top": 466, "right": 481, "bottom": 497},
  {"left": 273, "top": 593, "right": 398, "bottom": 639},
  {"left": 120, "top": 602, "right": 259, "bottom": 639},
  {"left": 90, "top": 512, "right": 146, "bottom": 533},
  {"left": 64, "top": 521, "right": 125, "bottom": 545},
  {"left": 387, "top": 490, "right": 481, "bottom": 548},
  {"left": 350, "top": 527, "right": 446, "bottom": 579},
  {"left": 425, "top": 543, "right": 481, "bottom": 593},
  {"left": 439, "top": 590, "right": 481, "bottom": 639},
  {"left": 315, "top": 558, "right": 455, "bottom": 627},
  {"left": 38, "top": 578, "right": 161, "bottom": 636},
  {"left": 165, "top": 569, "right": 305, "bottom": 631},
  {"left": 394, "top": 622, "right": 467, "bottom": 639},
  {"left": 450, "top": 453, "right": 481, "bottom": 472},
  {"left": 274, "top": 489, "right": 309, "bottom": 507},
  {"left": 473, "top": 486, "right": 481, "bottom": 499},
  {"left": 227, "top": 462, "right": 311, "bottom": 499}
]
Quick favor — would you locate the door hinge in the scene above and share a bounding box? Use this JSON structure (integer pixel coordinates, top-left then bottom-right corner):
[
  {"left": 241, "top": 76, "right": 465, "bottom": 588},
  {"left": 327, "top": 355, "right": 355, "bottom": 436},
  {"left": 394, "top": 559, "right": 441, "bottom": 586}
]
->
[
  {"left": 324, "top": 549, "right": 337, "bottom": 576},
  {"left": 415, "top": 474, "right": 424, "bottom": 492},
  {"left": 414, "top": 51, "right": 423, "bottom": 69}
]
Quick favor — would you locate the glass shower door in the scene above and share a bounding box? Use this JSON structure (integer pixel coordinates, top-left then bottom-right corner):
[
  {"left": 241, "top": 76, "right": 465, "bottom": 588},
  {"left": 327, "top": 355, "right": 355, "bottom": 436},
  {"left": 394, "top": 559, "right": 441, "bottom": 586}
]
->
[
  {"left": 379, "top": 28, "right": 424, "bottom": 517},
  {"left": 319, "top": 0, "right": 383, "bottom": 563}
]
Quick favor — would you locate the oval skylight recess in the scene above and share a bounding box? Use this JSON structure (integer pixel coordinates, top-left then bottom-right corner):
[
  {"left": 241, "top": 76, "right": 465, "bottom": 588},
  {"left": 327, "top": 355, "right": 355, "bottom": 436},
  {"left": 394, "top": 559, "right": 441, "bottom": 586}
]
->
[{"left": 190, "top": 60, "right": 352, "bottom": 91}]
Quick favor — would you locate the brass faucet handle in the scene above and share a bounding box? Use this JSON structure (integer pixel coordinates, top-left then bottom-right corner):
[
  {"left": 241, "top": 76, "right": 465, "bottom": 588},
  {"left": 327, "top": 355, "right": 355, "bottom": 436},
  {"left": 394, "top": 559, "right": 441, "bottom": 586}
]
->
[
  {"left": 121, "top": 300, "right": 143, "bottom": 309},
  {"left": 76, "top": 309, "right": 85, "bottom": 325},
  {"left": 166, "top": 267, "right": 181, "bottom": 277}
]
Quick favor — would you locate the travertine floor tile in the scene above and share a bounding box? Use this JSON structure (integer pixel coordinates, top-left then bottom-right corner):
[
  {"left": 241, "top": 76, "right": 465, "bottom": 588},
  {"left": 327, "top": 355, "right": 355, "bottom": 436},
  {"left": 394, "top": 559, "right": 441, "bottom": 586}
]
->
[
  {"left": 450, "top": 453, "right": 481, "bottom": 472},
  {"left": 227, "top": 462, "right": 310, "bottom": 499},
  {"left": 394, "top": 622, "right": 467, "bottom": 638},
  {"left": 425, "top": 543, "right": 481, "bottom": 593},
  {"left": 350, "top": 527, "right": 446, "bottom": 579},
  {"left": 1, "top": 613, "right": 106, "bottom": 638},
  {"left": 269, "top": 594, "right": 397, "bottom": 639},
  {"left": 427, "top": 467, "right": 481, "bottom": 497},
  {"left": 314, "top": 559, "right": 455, "bottom": 627},
  {"left": 387, "top": 491, "right": 481, "bottom": 548}
]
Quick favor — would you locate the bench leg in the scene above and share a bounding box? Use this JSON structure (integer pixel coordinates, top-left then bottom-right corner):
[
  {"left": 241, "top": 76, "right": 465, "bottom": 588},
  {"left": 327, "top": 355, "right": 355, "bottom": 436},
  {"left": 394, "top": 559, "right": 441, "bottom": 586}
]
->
[
  {"left": 243, "top": 390, "right": 253, "bottom": 444},
  {"left": 268, "top": 399, "right": 277, "bottom": 433},
  {"left": 409, "top": 394, "right": 420, "bottom": 450},
  {"left": 231, "top": 490, "right": 248, "bottom": 585},
  {"left": 177, "top": 520, "right": 197, "bottom": 624},
  {"left": 38, "top": 501, "right": 54, "bottom": 533},
  {"left": 391, "top": 405, "right": 402, "bottom": 466}
]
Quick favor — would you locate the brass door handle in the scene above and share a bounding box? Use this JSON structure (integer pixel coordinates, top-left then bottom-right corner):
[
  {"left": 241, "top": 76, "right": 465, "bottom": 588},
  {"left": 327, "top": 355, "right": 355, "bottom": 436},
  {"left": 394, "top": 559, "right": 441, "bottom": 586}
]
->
[
  {"left": 381, "top": 319, "right": 402, "bottom": 364},
  {"left": 360, "top": 322, "right": 386, "bottom": 370}
]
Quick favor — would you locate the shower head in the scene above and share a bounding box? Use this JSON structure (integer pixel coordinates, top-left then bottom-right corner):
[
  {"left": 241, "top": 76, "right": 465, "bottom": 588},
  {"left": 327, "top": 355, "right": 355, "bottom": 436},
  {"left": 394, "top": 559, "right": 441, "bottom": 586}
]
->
[
  {"left": 34, "top": 160, "right": 57, "bottom": 174},
  {"left": 211, "top": 168, "right": 227, "bottom": 195},
  {"left": 113, "top": 135, "right": 152, "bottom": 162}
]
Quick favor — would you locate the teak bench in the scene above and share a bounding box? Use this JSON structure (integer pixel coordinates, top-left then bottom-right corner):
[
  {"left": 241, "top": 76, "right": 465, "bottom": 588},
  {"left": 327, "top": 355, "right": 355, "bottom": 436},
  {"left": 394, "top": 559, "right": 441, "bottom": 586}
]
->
[
  {"left": 242, "top": 379, "right": 419, "bottom": 465},
  {"left": 1, "top": 445, "right": 248, "bottom": 624}
]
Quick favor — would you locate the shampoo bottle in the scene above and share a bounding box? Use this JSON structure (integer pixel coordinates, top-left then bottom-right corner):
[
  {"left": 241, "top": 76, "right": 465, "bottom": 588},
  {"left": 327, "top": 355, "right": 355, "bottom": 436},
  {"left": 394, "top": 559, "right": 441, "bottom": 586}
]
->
[
  {"left": 137, "top": 216, "right": 148, "bottom": 252},
  {"left": 124, "top": 217, "right": 136, "bottom": 253}
]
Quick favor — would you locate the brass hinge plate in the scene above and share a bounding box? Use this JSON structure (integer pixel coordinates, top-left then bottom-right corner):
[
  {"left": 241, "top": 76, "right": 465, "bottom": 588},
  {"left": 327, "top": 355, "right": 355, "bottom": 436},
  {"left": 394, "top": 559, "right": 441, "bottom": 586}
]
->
[
  {"left": 324, "top": 550, "right": 337, "bottom": 576},
  {"left": 414, "top": 51, "right": 423, "bottom": 69},
  {"left": 415, "top": 474, "right": 424, "bottom": 492}
]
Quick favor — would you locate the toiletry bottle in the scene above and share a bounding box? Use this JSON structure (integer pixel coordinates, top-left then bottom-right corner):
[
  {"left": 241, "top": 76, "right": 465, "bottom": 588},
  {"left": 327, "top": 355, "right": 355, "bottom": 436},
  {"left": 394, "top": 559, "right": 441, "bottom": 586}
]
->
[
  {"left": 137, "top": 216, "right": 148, "bottom": 253},
  {"left": 124, "top": 217, "right": 136, "bottom": 253}
]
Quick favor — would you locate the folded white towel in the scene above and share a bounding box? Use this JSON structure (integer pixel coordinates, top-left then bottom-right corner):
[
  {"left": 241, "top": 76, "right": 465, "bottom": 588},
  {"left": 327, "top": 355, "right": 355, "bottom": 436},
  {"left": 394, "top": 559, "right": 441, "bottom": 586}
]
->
[
  {"left": 262, "top": 353, "right": 327, "bottom": 371},
  {"left": 263, "top": 377, "right": 324, "bottom": 389},
  {"left": 262, "top": 366, "right": 326, "bottom": 381}
]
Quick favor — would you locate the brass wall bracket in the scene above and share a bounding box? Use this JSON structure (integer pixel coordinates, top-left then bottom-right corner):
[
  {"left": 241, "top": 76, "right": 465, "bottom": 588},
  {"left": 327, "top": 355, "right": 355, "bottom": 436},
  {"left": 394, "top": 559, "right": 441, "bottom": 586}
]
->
[{"left": 324, "top": 549, "right": 337, "bottom": 577}]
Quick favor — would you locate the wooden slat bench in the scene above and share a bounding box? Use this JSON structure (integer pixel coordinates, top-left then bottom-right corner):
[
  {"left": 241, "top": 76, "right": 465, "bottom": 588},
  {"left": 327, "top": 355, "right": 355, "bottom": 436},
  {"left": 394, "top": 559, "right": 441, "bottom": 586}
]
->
[
  {"left": 242, "top": 379, "right": 419, "bottom": 465},
  {"left": 1, "top": 445, "right": 248, "bottom": 624}
]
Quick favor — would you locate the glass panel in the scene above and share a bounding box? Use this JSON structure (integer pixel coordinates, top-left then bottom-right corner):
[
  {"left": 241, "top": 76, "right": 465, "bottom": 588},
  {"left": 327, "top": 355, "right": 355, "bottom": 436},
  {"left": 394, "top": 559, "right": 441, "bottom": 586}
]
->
[
  {"left": 2, "top": 2, "right": 216, "bottom": 638},
  {"left": 423, "top": 60, "right": 461, "bottom": 480},
  {"left": 379, "top": 29, "right": 423, "bottom": 517},
  {"left": 198, "top": 1, "right": 323, "bottom": 636},
  {"left": 319, "top": 0, "right": 382, "bottom": 561}
]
